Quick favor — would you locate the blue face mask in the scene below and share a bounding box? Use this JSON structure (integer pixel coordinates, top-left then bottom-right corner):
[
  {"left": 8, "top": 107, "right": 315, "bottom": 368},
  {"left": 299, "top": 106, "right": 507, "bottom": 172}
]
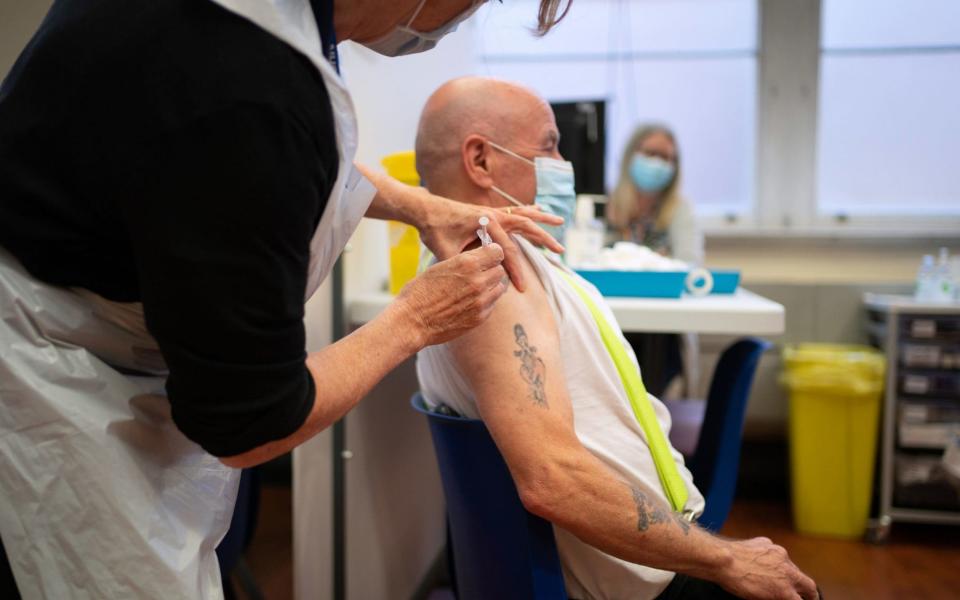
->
[
  {"left": 487, "top": 141, "right": 576, "bottom": 244},
  {"left": 630, "top": 154, "right": 675, "bottom": 193}
]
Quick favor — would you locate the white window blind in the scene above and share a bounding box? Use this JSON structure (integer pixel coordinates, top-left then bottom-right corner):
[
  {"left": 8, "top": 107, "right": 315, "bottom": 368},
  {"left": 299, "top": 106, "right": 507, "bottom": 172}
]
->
[{"left": 817, "top": 0, "right": 960, "bottom": 218}]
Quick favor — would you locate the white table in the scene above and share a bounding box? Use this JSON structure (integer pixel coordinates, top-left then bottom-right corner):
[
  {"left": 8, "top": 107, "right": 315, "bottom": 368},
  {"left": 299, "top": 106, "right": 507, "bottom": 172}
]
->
[{"left": 348, "top": 288, "right": 786, "bottom": 336}]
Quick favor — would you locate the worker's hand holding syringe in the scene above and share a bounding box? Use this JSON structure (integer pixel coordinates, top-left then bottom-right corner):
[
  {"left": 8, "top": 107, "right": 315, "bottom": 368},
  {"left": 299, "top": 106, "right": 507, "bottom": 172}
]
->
[
  {"left": 360, "top": 166, "right": 564, "bottom": 348},
  {"left": 359, "top": 165, "right": 563, "bottom": 292},
  {"left": 388, "top": 210, "right": 548, "bottom": 348},
  {"left": 405, "top": 190, "right": 564, "bottom": 292}
]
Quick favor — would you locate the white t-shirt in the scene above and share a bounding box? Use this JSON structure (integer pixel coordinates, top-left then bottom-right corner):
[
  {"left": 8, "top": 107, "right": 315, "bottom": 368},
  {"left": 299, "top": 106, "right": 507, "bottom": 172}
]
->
[{"left": 416, "top": 237, "right": 706, "bottom": 600}]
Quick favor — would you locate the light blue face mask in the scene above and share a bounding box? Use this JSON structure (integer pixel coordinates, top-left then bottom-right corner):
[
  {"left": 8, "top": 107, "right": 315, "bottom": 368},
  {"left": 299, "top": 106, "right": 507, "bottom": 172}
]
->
[
  {"left": 487, "top": 141, "right": 576, "bottom": 244},
  {"left": 630, "top": 154, "right": 676, "bottom": 193},
  {"left": 362, "top": 0, "right": 484, "bottom": 57}
]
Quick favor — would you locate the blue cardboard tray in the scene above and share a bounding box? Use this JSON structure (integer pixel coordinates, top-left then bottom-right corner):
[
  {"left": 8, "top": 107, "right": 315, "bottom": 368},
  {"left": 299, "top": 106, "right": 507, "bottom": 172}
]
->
[
  {"left": 709, "top": 269, "right": 741, "bottom": 294},
  {"left": 575, "top": 270, "right": 686, "bottom": 298},
  {"left": 574, "top": 269, "right": 741, "bottom": 298}
]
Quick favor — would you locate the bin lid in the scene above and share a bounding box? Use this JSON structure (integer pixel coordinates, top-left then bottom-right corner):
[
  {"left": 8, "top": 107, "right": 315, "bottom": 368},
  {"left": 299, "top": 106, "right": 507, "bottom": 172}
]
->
[
  {"left": 784, "top": 344, "right": 884, "bottom": 372},
  {"left": 782, "top": 344, "right": 886, "bottom": 396}
]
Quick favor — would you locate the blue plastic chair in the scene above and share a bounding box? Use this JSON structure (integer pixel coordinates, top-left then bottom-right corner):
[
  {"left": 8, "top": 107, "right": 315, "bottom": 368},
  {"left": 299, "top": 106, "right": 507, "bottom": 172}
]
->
[
  {"left": 411, "top": 394, "right": 567, "bottom": 600},
  {"left": 679, "top": 338, "right": 772, "bottom": 532}
]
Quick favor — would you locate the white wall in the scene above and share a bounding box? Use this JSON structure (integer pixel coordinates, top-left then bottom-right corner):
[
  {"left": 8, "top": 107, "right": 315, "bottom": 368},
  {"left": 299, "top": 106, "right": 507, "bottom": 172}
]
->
[{"left": 708, "top": 238, "right": 960, "bottom": 286}]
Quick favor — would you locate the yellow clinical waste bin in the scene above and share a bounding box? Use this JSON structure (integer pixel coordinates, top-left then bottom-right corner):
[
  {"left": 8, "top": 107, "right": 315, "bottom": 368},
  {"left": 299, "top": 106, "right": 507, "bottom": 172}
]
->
[
  {"left": 782, "top": 344, "right": 886, "bottom": 539},
  {"left": 381, "top": 151, "right": 421, "bottom": 295}
]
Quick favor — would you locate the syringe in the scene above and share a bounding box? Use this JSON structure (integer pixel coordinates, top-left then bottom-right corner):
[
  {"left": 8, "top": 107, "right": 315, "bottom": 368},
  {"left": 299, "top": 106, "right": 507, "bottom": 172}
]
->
[{"left": 476, "top": 216, "right": 492, "bottom": 247}]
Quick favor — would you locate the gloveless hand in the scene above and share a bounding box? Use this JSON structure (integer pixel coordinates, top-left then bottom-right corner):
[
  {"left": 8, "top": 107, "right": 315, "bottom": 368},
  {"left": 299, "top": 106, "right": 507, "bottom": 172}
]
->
[
  {"left": 393, "top": 243, "right": 508, "bottom": 348},
  {"left": 418, "top": 194, "right": 564, "bottom": 292},
  {"left": 717, "top": 537, "right": 819, "bottom": 600}
]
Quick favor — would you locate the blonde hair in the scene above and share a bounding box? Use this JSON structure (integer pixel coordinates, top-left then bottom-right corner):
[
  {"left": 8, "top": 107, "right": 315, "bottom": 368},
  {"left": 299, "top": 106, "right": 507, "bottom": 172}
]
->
[{"left": 606, "top": 124, "right": 682, "bottom": 234}]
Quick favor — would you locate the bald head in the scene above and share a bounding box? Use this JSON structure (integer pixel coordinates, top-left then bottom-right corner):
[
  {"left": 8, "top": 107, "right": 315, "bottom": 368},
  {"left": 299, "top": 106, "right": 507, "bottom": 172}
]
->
[{"left": 415, "top": 77, "right": 559, "bottom": 203}]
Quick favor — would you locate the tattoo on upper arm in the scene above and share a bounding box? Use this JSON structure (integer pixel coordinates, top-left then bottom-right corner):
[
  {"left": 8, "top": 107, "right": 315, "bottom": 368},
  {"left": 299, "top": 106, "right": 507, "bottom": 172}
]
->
[
  {"left": 630, "top": 486, "right": 690, "bottom": 535},
  {"left": 513, "top": 324, "right": 547, "bottom": 407}
]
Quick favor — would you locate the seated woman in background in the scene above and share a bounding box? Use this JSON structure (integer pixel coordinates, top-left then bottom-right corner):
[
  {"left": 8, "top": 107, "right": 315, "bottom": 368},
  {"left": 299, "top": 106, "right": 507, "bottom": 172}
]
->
[
  {"left": 606, "top": 123, "right": 703, "bottom": 265},
  {"left": 606, "top": 124, "right": 703, "bottom": 398}
]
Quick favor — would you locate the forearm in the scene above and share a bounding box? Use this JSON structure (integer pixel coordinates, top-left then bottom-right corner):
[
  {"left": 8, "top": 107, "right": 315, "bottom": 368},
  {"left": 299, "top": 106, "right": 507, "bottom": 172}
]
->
[
  {"left": 357, "top": 162, "right": 439, "bottom": 227},
  {"left": 528, "top": 449, "right": 732, "bottom": 581},
  {"left": 221, "top": 301, "right": 421, "bottom": 468}
]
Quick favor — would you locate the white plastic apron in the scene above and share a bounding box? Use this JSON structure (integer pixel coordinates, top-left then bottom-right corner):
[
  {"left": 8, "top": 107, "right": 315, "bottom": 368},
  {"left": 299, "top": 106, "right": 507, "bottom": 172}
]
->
[
  {"left": 0, "top": 247, "right": 238, "bottom": 599},
  {"left": 0, "top": 0, "right": 375, "bottom": 596},
  {"left": 206, "top": 0, "right": 376, "bottom": 300}
]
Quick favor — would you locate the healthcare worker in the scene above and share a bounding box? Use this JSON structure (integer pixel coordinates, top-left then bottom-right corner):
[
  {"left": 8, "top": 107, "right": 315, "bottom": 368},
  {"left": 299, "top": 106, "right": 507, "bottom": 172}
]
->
[
  {"left": 0, "top": 0, "right": 572, "bottom": 597},
  {"left": 606, "top": 123, "right": 702, "bottom": 265},
  {"left": 604, "top": 123, "right": 704, "bottom": 399}
]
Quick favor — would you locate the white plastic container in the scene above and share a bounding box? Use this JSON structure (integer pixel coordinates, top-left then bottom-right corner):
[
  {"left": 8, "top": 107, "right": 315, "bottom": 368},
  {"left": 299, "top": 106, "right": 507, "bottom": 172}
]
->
[
  {"left": 933, "top": 248, "right": 956, "bottom": 303},
  {"left": 564, "top": 195, "right": 604, "bottom": 268}
]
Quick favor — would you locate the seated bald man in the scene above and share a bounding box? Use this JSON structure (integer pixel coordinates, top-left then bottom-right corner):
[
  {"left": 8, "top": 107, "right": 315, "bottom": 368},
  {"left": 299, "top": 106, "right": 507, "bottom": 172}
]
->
[{"left": 414, "top": 77, "right": 817, "bottom": 600}]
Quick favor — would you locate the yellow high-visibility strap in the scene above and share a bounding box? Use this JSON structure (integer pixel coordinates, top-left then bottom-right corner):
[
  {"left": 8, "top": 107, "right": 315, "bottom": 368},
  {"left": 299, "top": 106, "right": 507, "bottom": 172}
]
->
[{"left": 555, "top": 269, "right": 689, "bottom": 513}]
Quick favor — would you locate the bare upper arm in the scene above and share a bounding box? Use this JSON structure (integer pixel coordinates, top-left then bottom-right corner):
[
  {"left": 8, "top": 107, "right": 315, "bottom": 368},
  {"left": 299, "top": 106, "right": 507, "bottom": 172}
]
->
[{"left": 448, "top": 253, "right": 581, "bottom": 487}]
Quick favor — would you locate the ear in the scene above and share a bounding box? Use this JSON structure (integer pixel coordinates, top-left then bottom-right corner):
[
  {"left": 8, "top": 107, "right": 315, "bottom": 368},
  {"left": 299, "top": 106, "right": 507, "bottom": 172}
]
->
[{"left": 461, "top": 134, "right": 494, "bottom": 189}]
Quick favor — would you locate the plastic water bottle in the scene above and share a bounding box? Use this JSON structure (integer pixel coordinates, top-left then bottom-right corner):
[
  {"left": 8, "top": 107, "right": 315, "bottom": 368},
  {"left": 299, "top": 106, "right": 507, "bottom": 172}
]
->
[
  {"left": 934, "top": 248, "right": 956, "bottom": 303},
  {"left": 915, "top": 254, "right": 936, "bottom": 302},
  {"left": 950, "top": 256, "right": 960, "bottom": 302}
]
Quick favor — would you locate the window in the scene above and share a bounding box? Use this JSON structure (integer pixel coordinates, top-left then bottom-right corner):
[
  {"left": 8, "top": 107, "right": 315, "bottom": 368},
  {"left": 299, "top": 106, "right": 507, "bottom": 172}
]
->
[
  {"left": 467, "top": 0, "right": 959, "bottom": 233},
  {"left": 474, "top": 0, "right": 758, "bottom": 218},
  {"left": 817, "top": 0, "right": 960, "bottom": 218}
]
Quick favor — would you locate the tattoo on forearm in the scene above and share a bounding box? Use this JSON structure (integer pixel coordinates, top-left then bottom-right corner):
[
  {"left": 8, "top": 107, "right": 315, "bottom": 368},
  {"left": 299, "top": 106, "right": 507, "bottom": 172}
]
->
[
  {"left": 513, "top": 324, "right": 547, "bottom": 407},
  {"left": 630, "top": 486, "right": 670, "bottom": 531},
  {"left": 630, "top": 486, "right": 689, "bottom": 535}
]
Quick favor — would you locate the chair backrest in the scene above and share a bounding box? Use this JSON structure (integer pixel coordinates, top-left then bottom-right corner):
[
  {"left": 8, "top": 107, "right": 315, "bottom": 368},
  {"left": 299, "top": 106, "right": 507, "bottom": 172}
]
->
[
  {"left": 411, "top": 394, "right": 567, "bottom": 600},
  {"left": 689, "top": 338, "right": 772, "bottom": 532}
]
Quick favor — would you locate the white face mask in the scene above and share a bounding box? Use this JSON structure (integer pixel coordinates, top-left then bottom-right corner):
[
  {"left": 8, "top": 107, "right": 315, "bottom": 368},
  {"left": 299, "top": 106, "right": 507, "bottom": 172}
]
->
[{"left": 362, "top": 0, "right": 484, "bottom": 57}]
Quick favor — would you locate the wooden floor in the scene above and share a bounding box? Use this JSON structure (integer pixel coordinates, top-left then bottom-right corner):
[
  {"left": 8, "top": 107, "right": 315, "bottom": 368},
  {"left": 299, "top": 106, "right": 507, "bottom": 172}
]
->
[
  {"left": 719, "top": 501, "right": 960, "bottom": 600},
  {"left": 239, "top": 484, "right": 293, "bottom": 600},
  {"left": 242, "top": 485, "right": 960, "bottom": 600}
]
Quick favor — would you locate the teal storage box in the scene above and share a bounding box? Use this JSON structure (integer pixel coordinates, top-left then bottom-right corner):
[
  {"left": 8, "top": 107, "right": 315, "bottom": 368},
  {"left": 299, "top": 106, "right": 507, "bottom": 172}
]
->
[
  {"left": 710, "top": 270, "right": 740, "bottom": 294},
  {"left": 574, "top": 269, "right": 741, "bottom": 298},
  {"left": 575, "top": 270, "right": 686, "bottom": 298}
]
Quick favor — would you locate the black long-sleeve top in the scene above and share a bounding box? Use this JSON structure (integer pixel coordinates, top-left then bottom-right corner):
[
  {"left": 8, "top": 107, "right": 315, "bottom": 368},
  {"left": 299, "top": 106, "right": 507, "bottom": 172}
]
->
[{"left": 0, "top": 0, "right": 340, "bottom": 456}]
